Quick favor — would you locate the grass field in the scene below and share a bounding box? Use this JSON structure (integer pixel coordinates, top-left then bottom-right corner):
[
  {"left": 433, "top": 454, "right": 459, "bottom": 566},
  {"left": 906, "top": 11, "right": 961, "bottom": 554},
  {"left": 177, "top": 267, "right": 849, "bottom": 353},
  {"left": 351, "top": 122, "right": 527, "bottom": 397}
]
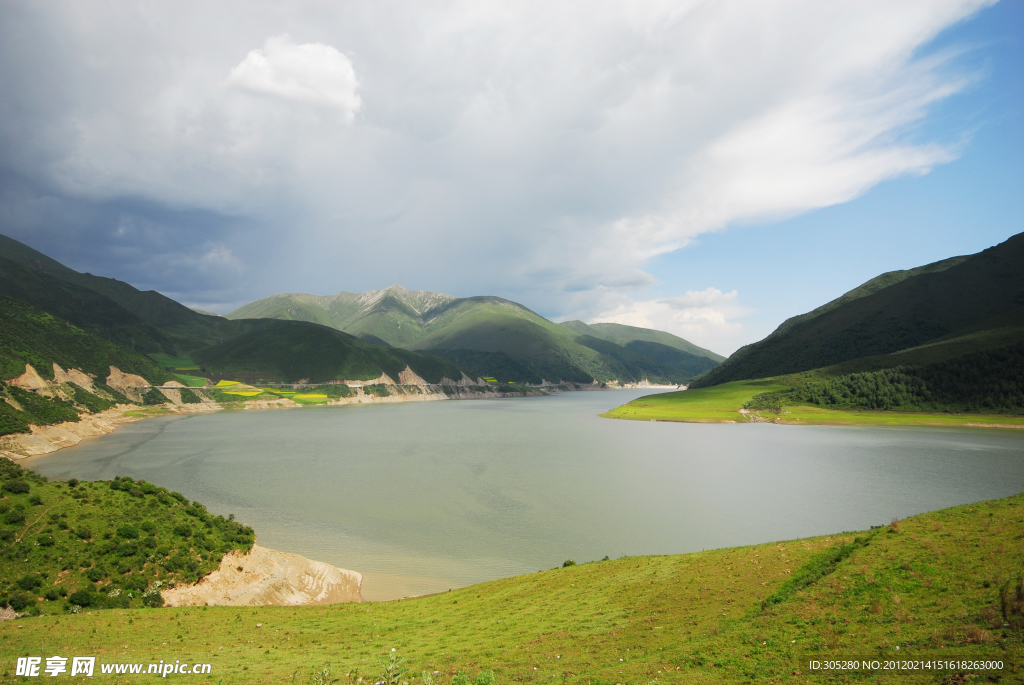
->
[
  {"left": 148, "top": 354, "right": 200, "bottom": 371},
  {"left": 602, "top": 381, "right": 789, "bottom": 422},
  {"left": 2, "top": 493, "right": 1021, "bottom": 683},
  {"left": 172, "top": 374, "right": 209, "bottom": 387},
  {"left": 603, "top": 381, "right": 1024, "bottom": 428}
]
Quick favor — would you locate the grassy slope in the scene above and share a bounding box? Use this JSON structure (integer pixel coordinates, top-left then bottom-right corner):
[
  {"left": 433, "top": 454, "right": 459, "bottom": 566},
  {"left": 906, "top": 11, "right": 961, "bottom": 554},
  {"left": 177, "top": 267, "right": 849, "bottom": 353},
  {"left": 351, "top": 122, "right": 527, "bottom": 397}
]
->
[
  {"left": 229, "top": 288, "right": 711, "bottom": 384},
  {"left": 0, "top": 461, "right": 254, "bottom": 616},
  {"left": 227, "top": 288, "right": 456, "bottom": 349},
  {"left": 560, "top": 321, "right": 725, "bottom": 362},
  {"left": 695, "top": 232, "right": 1024, "bottom": 387},
  {"left": 604, "top": 381, "right": 1024, "bottom": 427},
  {"left": 3, "top": 492, "right": 1020, "bottom": 683},
  {"left": 0, "top": 232, "right": 283, "bottom": 353},
  {"left": 409, "top": 298, "right": 692, "bottom": 384},
  {"left": 602, "top": 381, "right": 1024, "bottom": 427},
  {"left": 0, "top": 296, "right": 171, "bottom": 385},
  {"left": 191, "top": 321, "right": 467, "bottom": 384},
  {"left": 0, "top": 256, "right": 176, "bottom": 356}
]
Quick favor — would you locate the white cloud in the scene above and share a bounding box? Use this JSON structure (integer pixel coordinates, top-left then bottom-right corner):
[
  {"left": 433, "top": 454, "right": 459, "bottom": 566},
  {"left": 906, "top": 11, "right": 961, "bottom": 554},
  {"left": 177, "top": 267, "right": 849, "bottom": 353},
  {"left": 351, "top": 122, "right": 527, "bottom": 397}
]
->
[
  {"left": 584, "top": 288, "right": 750, "bottom": 354},
  {"left": 226, "top": 34, "right": 361, "bottom": 119},
  {"left": 0, "top": 0, "right": 996, "bottom": 332}
]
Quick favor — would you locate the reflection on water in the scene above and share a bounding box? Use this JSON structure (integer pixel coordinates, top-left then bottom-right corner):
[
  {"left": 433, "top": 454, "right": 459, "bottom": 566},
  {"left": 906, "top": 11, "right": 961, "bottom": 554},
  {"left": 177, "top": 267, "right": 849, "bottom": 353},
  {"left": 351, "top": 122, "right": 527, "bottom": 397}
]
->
[{"left": 25, "top": 390, "right": 1024, "bottom": 600}]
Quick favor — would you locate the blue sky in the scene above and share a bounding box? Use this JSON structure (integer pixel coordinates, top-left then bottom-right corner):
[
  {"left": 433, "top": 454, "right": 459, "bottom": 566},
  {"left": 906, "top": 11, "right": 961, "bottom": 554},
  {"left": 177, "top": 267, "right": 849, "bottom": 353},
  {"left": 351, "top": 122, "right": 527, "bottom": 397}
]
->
[
  {"left": 0, "top": 0, "right": 1019, "bottom": 354},
  {"left": 645, "top": 0, "right": 1023, "bottom": 349}
]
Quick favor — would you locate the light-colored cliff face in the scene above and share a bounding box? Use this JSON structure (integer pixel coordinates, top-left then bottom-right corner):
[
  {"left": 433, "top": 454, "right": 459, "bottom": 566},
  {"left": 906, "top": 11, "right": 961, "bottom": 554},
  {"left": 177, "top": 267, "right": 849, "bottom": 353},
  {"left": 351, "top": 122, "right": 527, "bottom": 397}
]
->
[{"left": 161, "top": 545, "right": 362, "bottom": 607}]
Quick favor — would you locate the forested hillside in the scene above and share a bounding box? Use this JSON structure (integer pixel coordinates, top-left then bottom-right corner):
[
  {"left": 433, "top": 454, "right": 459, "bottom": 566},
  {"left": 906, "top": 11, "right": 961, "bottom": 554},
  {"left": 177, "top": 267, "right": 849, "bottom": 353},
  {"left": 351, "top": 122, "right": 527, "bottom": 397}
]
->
[{"left": 695, "top": 232, "right": 1024, "bottom": 387}]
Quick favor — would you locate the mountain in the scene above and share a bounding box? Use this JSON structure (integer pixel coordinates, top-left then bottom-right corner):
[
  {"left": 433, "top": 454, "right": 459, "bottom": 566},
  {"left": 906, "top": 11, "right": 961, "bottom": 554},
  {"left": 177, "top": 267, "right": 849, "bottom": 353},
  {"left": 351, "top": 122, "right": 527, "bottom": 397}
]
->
[
  {"left": 0, "top": 295, "right": 172, "bottom": 385},
  {"left": 0, "top": 234, "right": 474, "bottom": 387},
  {"left": 0, "top": 254, "right": 177, "bottom": 355},
  {"left": 0, "top": 294, "right": 176, "bottom": 436},
  {"left": 0, "top": 233, "right": 243, "bottom": 351},
  {"left": 695, "top": 232, "right": 1024, "bottom": 387},
  {"left": 229, "top": 286, "right": 722, "bottom": 384},
  {"left": 192, "top": 321, "right": 467, "bottom": 385},
  {"left": 559, "top": 321, "right": 723, "bottom": 378},
  {"left": 227, "top": 287, "right": 458, "bottom": 348}
]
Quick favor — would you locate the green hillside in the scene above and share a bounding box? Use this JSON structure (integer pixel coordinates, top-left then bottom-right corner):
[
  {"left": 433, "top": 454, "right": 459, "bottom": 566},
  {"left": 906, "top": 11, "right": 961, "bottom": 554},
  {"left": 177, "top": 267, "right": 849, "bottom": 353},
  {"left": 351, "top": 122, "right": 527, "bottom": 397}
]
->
[
  {"left": 192, "top": 321, "right": 467, "bottom": 384},
  {"left": 0, "top": 296, "right": 174, "bottom": 435},
  {"left": 230, "top": 287, "right": 719, "bottom": 384},
  {"left": 227, "top": 287, "right": 460, "bottom": 348},
  {"left": 0, "top": 255, "right": 176, "bottom": 355},
  {"left": 560, "top": 320, "right": 725, "bottom": 361},
  {"left": 0, "top": 295, "right": 171, "bottom": 385},
  {"left": 405, "top": 297, "right": 689, "bottom": 384},
  {"left": 0, "top": 460, "right": 253, "bottom": 615},
  {"left": 3, "top": 485, "right": 1020, "bottom": 683},
  {"left": 561, "top": 321, "right": 723, "bottom": 378},
  {"left": 695, "top": 232, "right": 1024, "bottom": 387}
]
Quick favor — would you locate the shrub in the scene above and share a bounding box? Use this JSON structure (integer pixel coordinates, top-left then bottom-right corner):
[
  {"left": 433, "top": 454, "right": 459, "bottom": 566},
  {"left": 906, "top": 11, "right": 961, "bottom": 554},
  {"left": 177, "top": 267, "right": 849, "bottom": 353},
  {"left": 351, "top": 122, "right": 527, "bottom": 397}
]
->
[
  {"left": 117, "top": 524, "right": 141, "bottom": 539},
  {"left": 28, "top": 494, "right": 42, "bottom": 505},
  {"left": 142, "top": 591, "right": 164, "bottom": 608},
  {"left": 36, "top": 534, "right": 54, "bottom": 546},
  {"left": 86, "top": 567, "right": 105, "bottom": 582},
  {"left": 8, "top": 593, "right": 31, "bottom": 611},
  {"left": 3, "top": 509, "right": 25, "bottom": 525},
  {"left": 16, "top": 574, "right": 42, "bottom": 591},
  {"left": 173, "top": 524, "right": 193, "bottom": 538},
  {"left": 68, "top": 589, "right": 95, "bottom": 607},
  {"left": 75, "top": 527, "right": 92, "bottom": 540},
  {"left": 2, "top": 479, "right": 29, "bottom": 494},
  {"left": 1001, "top": 576, "right": 1024, "bottom": 630},
  {"left": 562, "top": 559, "right": 576, "bottom": 567},
  {"left": 67, "top": 478, "right": 79, "bottom": 488}
]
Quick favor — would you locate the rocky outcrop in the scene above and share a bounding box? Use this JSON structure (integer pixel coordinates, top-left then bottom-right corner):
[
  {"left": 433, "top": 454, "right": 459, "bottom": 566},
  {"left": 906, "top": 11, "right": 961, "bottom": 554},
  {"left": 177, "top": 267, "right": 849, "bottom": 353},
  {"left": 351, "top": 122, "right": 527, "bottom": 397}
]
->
[
  {"left": 52, "top": 364, "right": 97, "bottom": 393},
  {"left": 397, "top": 365, "right": 429, "bottom": 386},
  {"left": 9, "top": 364, "right": 48, "bottom": 391},
  {"left": 161, "top": 545, "right": 362, "bottom": 607},
  {"left": 106, "top": 366, "right": 150, "bottom": 402},
  {"left": 342, "top": 372, "right": 396, "bottom": 387}
]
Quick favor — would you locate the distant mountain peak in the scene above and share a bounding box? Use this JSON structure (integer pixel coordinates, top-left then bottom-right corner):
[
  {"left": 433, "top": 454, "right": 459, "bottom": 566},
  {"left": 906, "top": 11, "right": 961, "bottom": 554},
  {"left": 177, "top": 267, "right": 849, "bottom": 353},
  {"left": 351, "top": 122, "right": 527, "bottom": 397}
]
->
[{"left": 355, "top": 285, "right": 456, "bottom": 317}]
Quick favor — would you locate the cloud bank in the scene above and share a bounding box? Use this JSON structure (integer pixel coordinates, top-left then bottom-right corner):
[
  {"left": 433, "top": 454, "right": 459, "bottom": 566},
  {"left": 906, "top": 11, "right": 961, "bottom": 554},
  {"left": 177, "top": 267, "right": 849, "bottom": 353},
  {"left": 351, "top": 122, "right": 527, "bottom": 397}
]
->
[{"left": 0, "top": 0, "right": 994, "bottom": 352}]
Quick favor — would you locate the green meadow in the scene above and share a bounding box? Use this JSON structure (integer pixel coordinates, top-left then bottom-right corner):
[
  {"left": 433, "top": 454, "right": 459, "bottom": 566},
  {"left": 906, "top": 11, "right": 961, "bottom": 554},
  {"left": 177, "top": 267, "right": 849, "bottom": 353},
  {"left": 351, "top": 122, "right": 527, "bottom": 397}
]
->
[
  {"left": 2, "top": 490, "right": 1022, "bottom": 683},
  {"left": 148, "top": 354, "right": 201, "bottom": 371},
  {"left": 603, "top": 381, "right": 1024, "bottom": 428}
]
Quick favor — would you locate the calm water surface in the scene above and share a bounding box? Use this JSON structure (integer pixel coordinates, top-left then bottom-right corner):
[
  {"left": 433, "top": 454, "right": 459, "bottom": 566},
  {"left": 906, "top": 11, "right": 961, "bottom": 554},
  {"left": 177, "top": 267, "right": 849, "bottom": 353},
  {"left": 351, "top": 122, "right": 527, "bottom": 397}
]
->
[{"left": 25, "top": 390, "right": 1024, "bottom": 600}]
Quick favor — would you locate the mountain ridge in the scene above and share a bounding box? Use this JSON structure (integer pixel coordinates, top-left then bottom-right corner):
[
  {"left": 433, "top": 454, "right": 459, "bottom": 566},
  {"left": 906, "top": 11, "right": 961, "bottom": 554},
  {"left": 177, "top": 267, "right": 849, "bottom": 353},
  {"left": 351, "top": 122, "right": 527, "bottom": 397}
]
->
[{"left": 693, "top": 231, "right": 1024, "bottom": 387}]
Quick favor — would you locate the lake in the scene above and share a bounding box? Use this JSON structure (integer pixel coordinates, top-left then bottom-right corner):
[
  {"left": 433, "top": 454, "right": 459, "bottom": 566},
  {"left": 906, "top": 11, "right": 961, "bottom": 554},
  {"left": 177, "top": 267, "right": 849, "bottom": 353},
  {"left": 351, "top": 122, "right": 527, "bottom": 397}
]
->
[{"left": 24, "top": 390, "right": 1024, "bottom": 600}]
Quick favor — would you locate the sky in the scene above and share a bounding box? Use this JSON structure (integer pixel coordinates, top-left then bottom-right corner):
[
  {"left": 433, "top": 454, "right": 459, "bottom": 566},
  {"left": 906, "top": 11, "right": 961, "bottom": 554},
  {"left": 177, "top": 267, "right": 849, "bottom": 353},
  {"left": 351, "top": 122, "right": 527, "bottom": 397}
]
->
[{"left": 0, "top": 0, "right": 1021, "bottom": 355}]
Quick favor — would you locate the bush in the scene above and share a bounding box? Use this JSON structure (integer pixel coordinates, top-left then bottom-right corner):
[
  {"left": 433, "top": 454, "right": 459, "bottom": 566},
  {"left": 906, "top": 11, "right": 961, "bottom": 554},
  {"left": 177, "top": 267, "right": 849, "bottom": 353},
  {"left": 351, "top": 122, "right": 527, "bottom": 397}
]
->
[
  {"left": 142, "top": 388, "right": 167, "bottom": 406},
  {"left": 117, "top": 524, "right": 141, "bottom": 539},
  {"left": 68, "top": 589, "right": 95, "bottom": 607},
  {"left": 16, "top": 574, "right": 42, "bottom": 591},
  {"left": 75, "top": 527, "right": 92, "bottom": 540},
  {"left": 36, "top": 534, "right": 54, "bottom": 546},
  {"left": 2, "top": 479, "right": 30, "bottom": 494},
  {"left": 8, "top": 593, "right": 31, "bottom": 611},
  {"left": 142, "top": 591, "right": 164, "bottom": 608},
  {"left": 3, "top": 508, "right": 26, "bottom": 525},
  {"left": 562, "top": 559, "right": 576, "bottom": 567},
  {"left": 173, "top": 524, "right": 193, "bottom": 538},
  {"left": 86, "top": 567, "right": 105, "bottom": 582},
  {"left": 28, "top": 494, "right": 42, "bottom": 505},
  {"left": 67, "top": 478, "right": 79, "bottom": 488}
]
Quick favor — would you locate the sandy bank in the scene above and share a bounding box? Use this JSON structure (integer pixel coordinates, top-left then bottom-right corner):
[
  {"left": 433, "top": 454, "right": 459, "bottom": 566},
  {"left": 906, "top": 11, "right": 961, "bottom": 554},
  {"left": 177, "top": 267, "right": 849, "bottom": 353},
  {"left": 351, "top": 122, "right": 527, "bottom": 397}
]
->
[
  {"left": 161, "top": 544, "right": 362, "bottom": 606},
  {"left": 0, "top": 402, "right": 219, "bottom": 462}
]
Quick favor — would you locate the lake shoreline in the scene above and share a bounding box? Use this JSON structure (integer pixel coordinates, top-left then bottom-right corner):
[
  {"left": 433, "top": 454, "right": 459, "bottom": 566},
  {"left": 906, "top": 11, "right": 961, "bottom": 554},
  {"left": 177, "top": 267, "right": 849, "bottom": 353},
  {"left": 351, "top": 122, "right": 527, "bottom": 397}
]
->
[{"left": 1, "top": 379, "right": 637, "bottom": 464}]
